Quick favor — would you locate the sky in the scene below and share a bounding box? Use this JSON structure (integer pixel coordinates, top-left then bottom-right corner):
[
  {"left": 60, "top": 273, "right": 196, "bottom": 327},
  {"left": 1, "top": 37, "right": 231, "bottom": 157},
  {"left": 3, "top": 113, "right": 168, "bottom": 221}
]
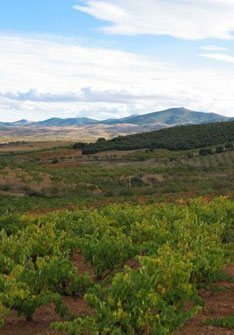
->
[{"left": 0, "top": 0, "right": 234, "bottom": 122}]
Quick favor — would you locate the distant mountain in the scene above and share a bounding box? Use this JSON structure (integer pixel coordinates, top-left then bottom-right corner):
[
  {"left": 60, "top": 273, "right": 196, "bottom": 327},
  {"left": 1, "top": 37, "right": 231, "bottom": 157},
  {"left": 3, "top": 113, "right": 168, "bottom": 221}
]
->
[
  {"left": 0, "top": 124, "right": 8, "bottom": 130},
  {"left": 1, "top": 108, "right": 232, "bottom": 128},
  {"left": 0, "top": 119, "right": 31, "bottom": 127},
  {"left": 101, "top": 108, "right": 230, "bottom": 126},
  {"left": 34, "top": 117, "right": 98, "bottom": 126},
  {"left": 13, "top": 119, "right": 31, "bottom": 126}
]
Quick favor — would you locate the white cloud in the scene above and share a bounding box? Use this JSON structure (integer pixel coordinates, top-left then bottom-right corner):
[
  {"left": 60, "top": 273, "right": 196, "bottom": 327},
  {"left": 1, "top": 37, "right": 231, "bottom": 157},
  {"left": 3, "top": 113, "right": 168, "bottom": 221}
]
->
[
  {"left": 0, "top": 34, "right": 234, "bottom": 121},
  {"left": 74, "top": 0, "right": 234, "bottom": 40},
  {"left": 0, "top": 88, "right": 184, "bottom": 104},
  {"left": 200, "top": 45, "right": 227, "bottom": 51},
  {"left": 0, "top": 35, "right": 168, "bottom": 92},
  {"left": 200, "top": 53, "right": 234, "bottom": 63}
]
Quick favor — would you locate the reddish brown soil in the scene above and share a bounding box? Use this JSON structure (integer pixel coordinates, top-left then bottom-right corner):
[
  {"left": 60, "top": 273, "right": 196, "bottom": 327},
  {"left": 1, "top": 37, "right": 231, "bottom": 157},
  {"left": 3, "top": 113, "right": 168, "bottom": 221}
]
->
[
  {"left": 0, "top": 304, "right": 61, "bottom": 335},
  {"left": 0, "top": 297, "right": 92, "bottom": 335},
  {"left": 35, "top": 149, "right": 82, "bottom": 161},
  {"left": 43, "top": 161, "right": 84, "bottom": 169},
  {"left": 71, "top": 249, "right": 96, "bottom": 281},
  {"left": 127, "top": 258, "right": 141, "bottom": 269},
  {"left": 176, "top": 263, "right": 234, "bottom": 335}
]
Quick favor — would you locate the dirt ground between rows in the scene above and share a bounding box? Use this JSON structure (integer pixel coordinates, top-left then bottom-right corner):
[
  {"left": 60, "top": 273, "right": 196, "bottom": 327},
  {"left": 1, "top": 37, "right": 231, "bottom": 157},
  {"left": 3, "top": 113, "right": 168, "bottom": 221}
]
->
[{"left": 176, "top": 262, "right": 234, "bottom": 335}]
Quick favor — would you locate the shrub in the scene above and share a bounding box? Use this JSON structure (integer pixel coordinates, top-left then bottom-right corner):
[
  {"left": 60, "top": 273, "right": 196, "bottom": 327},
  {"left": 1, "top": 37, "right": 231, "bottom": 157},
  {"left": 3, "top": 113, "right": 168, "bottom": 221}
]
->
[
  {"left": 225, "top": 143, "right": 233, "bottom": 150},
  {"left": 187, "top": 152, "right": 194, "bottom": 159},
  {"left": 199, "top": 148, "right": 212, "bottom": 156},
  {"left": 216, "top": 145, "right": 224, "bottom": 153}
]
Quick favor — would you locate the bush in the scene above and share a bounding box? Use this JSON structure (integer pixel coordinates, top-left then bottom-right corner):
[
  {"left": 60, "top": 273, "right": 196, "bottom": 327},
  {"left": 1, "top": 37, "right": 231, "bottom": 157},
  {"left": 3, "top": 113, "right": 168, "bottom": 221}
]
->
[
  {"left": 97, "top": 138, "right": 106, "bottom": 144},
  {"left": 199, "top": 148, "right": 212, "bottom": 156},
  {"left": 187, "top": 152, "right": 194, "bottom": 159},
  {"left": 216, "top": 145, "right": 224, "bottom": 153},
  {"left": 73, "top": 142, "right": 85, "bottom": 149},
  {"left": 130, "top": 176, "right": 145, "bottom": 187},
  {"left": 225, "top": 143, "right": 233, "bottom": 150}
]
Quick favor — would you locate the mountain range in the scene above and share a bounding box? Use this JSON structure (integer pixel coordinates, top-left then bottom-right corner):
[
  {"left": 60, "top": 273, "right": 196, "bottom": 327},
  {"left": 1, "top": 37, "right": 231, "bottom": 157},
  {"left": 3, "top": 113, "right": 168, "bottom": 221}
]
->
[
  {"left": 0, "top": 108, "right": 232, "bottom": 128},
  {"left": 0, "top": 108, "right": 233, "bottom": 143}
]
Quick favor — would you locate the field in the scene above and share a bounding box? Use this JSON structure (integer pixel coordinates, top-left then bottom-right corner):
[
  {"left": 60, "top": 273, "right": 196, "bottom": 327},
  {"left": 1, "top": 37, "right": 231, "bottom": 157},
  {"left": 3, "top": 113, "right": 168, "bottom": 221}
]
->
[
  {"left": 0, "top": 142, "right": 233, "bottom": 214},
  {"left": 0, "top": 122, "right": 160, "bottom": 144},
  {"left": 0, "top": 139, "right": 233, "bottom": 335}
]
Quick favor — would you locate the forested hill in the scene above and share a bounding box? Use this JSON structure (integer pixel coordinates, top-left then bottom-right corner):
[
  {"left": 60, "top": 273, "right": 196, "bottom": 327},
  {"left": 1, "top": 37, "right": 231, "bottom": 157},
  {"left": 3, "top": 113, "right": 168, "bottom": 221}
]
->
[{"left": 75, "top": 121, "right": 234, "bottom": 154}]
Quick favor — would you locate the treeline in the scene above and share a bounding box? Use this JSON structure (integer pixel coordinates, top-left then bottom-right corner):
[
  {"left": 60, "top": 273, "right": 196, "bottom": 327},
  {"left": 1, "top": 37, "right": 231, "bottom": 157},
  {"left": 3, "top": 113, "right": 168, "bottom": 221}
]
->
[
  {"left": 74, "top": 121, "right": 234, "bottom": 154},
  {"left": 0, "top": 141, "right": 28, "bottom": 147}
]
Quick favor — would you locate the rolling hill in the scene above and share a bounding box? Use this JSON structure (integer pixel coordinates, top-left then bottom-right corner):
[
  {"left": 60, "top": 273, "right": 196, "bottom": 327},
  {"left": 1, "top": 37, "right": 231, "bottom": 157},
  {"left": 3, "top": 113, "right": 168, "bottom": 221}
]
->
[
  {"left": 101, "top": 107, "right": 230, "bottom": 126},
  {"left": 77, "top": 121, "right": 234, "bottom": 154},
  {"left": 1, "top": 107, "right": 231, "bottom": 128},
  {"left": 35, "top": 117, "right": 98, "bottom": 126},
  {"left": 0, "top": 108, "right": 232, "bottom": 143}
]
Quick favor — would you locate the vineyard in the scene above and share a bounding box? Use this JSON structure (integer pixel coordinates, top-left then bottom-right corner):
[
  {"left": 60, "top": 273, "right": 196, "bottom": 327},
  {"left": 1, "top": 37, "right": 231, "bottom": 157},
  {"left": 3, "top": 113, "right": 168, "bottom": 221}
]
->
[
  {"left": 1, "top": 1, "right": 234, "bottom": 333},
  {"left": 0, "top": 197, "right": 233, "bottom": 334},
  {"left": 0, "top": 144, "right": 234, "bottom": 215}
]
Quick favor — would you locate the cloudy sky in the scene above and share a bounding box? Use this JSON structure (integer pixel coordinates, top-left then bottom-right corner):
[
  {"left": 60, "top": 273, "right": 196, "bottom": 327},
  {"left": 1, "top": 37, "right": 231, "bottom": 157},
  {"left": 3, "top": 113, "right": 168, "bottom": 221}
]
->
[{"left": 1, "top": 0, "right": 234, "bottom": 121}]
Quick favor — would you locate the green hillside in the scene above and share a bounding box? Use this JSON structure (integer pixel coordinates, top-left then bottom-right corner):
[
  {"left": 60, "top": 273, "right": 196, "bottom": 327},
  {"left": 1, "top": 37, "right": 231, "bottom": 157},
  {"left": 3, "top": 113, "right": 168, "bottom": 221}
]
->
[{"left": 77, "top": 121, "right": 234, "bottom": 154}]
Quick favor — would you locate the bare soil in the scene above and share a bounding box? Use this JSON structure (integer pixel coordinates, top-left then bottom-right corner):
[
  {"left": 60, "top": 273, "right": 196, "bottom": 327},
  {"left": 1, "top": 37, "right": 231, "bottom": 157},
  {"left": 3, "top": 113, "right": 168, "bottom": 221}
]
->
[
  {"left": 71, "top": 249, "right": 96, "bottom": 281},
  {"left": 176, "top": 262, "right": 234, "bottom": 335}
]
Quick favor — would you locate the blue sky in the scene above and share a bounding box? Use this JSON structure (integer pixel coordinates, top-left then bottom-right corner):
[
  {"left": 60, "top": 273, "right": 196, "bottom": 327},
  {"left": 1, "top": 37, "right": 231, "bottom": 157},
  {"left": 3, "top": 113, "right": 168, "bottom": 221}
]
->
[{"left": 0, "top": 0, "right": 234, "bottom": 121}]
